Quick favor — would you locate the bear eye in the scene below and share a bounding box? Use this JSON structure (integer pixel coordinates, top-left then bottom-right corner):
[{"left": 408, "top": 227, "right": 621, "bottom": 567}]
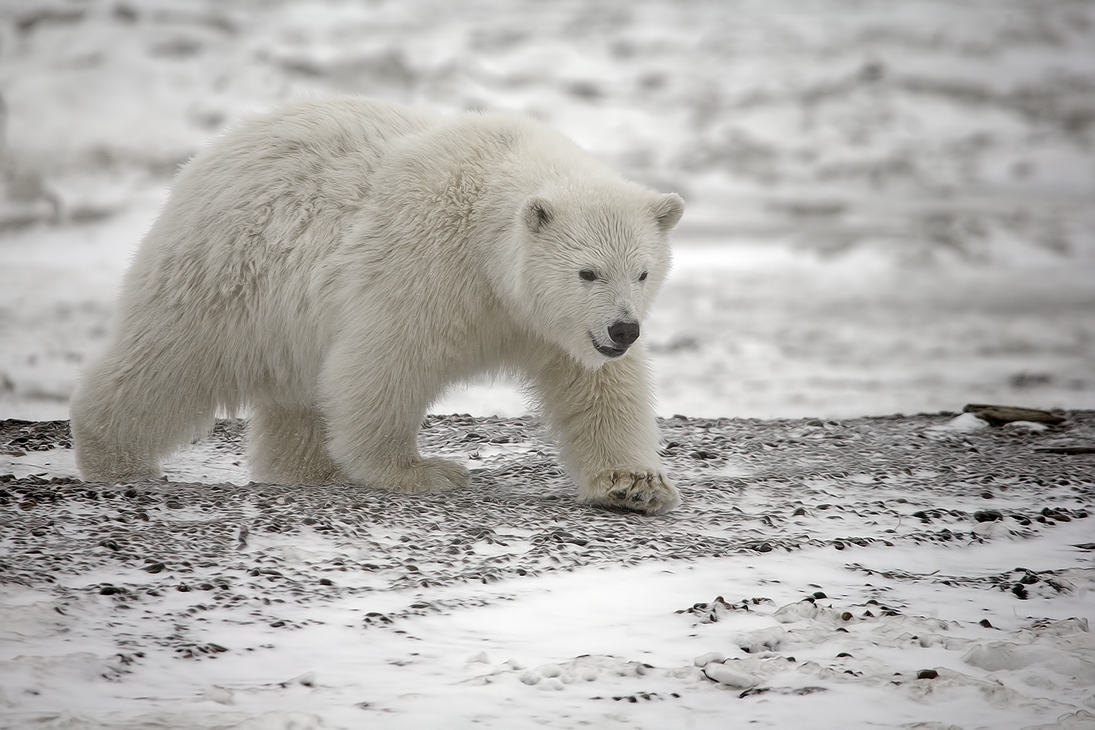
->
[
  {"left": 579, "top": 269, "right": 597, "bottom": 282},
  {"left": 638, "top": 271, "right": 648, "bottom": 282}
]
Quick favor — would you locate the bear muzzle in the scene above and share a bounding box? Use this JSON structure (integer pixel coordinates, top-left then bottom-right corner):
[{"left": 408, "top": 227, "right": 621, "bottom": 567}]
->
[{"left": 592, "top": 320, "right": 640, "bottom": 358}]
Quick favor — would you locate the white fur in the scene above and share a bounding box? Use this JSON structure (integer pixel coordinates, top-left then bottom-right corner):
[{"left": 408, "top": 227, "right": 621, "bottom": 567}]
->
[{"left": 70, "top": 97, "right": 685, "bottom": 514}]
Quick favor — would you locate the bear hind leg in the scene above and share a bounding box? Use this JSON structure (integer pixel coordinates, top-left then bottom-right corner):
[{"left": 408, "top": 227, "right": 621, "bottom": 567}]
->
[
  {"left": 70, "top": 352, "right": 217, "bottom": 482},
  {"left": 249, "top": 404, "right": 344, "bottom": 485}
]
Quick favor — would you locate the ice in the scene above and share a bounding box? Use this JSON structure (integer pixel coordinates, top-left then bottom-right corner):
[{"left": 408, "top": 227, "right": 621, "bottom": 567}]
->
[
  {"left": 701, "top": 660, "right": 761, "bottom": 688},
  {"left": 929, "top": 412, "right": 990, "bottom": 433},
  {"left": 692, "top": 651, "right": 726, "bottom": 667}
]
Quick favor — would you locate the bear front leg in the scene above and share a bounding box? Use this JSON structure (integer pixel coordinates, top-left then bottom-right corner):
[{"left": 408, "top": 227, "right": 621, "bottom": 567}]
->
[
  {"left": 533, "top": 347, "right": 680, "bottom": 515},
  {"left": 319, "top": 341, "right": 470, "bottom": 494}
]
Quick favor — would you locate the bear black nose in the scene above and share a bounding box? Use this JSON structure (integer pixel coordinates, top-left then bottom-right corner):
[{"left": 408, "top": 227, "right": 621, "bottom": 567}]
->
[{"left": 608, "top": 320, "right": 640, "bottom": 347}]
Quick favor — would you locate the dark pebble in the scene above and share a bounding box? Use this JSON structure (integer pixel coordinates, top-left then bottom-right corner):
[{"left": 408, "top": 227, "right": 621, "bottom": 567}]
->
[
  {"left": 979, "top": 619, "right": 993, "bottom": 628},
  {"left": 812, "top": 591, "right": 827, "bottom": 599},
  {"left": 917, "top": 669, "right": 939, "bottom": 680},
  {"left": 841, "top": 612, "right": 853, "bottom": 621},
  {"left": 836, "top": 652, "right": 852, "bottom": 658},
  {"left": 144, "top": 562, "right": 166, "bottom": 574},
  {"left": 980, "top": 492, "right": 994, "bottom": 499},
  {"left": 756, "top": 542, "right": 773, "bottom": 553},
  {"left": 974, "top": 510, "right": 1003, "bottom": 523},
  {"left": 792, "top": 507, "right": 807, "bottom": 516},
  {"left": 834, "top": 541, "right": 845, "bottom": 550}
]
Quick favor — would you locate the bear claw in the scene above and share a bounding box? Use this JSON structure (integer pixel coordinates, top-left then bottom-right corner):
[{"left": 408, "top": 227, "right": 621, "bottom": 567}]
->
[{"left": 583, "top": 468, "right": 681, "bottom": 515}]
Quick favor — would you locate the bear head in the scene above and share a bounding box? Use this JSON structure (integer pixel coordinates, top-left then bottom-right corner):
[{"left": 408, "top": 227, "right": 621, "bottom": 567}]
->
[{"left": 508, "top": 182, "right": 684, "bottom": 370}]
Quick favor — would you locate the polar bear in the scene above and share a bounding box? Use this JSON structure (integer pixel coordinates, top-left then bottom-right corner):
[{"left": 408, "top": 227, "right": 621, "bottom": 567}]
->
[{"left": 70, "top": 97, "right": 684, "bottom": 514}]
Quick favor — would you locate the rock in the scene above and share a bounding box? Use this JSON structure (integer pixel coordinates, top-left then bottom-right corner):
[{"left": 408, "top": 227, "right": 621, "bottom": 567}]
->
[{"left": 963, "top": 404, "right": 1065, "bottom": 427}]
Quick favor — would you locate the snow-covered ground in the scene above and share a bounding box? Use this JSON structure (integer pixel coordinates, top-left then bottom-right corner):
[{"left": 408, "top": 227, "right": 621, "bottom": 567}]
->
[
  {"left": 1, "top": 1, "right": 1094, "bottom": 728},
  {"left": 2, "top": 414, "right": 1095, "bottom": 729}
]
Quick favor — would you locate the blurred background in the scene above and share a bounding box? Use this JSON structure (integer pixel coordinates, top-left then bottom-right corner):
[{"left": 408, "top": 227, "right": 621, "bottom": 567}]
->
[{"left": 1, "top": 0, "right": 1093, "bottom": 421}]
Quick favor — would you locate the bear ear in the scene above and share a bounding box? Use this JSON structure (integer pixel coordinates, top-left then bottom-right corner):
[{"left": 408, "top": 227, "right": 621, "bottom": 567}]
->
[
  {"left": 522, "top": 196, "right": 554, "bottom": 234},
  {"left": 652, "top": 193, "right": 685, "bottom": 232}
]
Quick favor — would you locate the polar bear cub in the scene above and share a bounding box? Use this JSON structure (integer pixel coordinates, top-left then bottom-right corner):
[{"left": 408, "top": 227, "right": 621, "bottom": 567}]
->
[{"left": 70, "top": 97, "right": 684, "bottom": 514}]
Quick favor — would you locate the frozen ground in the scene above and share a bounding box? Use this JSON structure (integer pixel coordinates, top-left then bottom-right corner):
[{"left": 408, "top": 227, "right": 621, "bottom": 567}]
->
[
  {"left": 1, "top": 1, "right": 1095, "bottom": 728},
  {"left": 2, "top": 412, "right": 1094, "bottom": 729}
]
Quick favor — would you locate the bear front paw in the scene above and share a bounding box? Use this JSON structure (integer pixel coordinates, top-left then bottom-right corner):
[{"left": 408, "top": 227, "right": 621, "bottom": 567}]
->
[
  {"left": 381, "top": 457, "right": 470, "bottom": 494},
  {"left": 582, "top": 468, "right": 681, "bottom": 515}
]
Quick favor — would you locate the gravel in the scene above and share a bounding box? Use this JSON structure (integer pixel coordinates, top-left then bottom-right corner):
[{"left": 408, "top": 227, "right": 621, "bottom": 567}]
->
[{"left": 2, "top": 411, "right": 1093, "bottom": 632}]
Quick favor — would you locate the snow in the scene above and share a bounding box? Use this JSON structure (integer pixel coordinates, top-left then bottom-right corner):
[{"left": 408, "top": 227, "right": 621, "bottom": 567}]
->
[
  {"left": 4, "top": 413, "right": 1094, "bottom": 729},
  {"left": 2, "top": 0, "right": 1095, "bottom": 728},
  {"left": 3, "top": 506, "right": 1094, "bottom": 728}
]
